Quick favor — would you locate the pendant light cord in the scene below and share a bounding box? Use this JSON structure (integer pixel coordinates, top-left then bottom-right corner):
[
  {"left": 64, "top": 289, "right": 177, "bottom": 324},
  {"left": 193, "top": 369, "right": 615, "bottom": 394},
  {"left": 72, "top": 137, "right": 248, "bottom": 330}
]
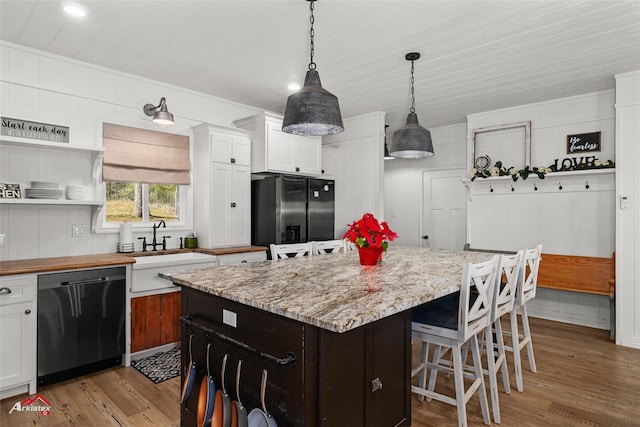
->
[
  {"left": 309, "top": 0, "right": 316, "bottom": 70},
  {"left": 410, "top": 59, "right": 416, "bottom": 113}
]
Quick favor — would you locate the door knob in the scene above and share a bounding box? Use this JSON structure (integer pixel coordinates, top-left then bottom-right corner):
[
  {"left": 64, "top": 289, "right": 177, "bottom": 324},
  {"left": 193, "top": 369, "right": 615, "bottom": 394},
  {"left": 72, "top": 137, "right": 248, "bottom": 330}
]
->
[{"left": 422, "top": 235, "right": 429, "bottom": 240}]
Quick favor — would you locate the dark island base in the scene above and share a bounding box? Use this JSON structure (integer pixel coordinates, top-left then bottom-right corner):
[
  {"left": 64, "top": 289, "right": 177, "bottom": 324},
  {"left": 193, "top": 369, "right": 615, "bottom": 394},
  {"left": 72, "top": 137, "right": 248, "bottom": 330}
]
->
[{"left": 180, "top": 286, "right": 411, "bottom": 427}]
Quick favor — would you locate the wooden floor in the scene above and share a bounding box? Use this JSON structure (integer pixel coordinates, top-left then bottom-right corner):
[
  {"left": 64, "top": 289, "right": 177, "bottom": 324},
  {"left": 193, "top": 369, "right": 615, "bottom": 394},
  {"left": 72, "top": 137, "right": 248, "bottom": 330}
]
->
[{"left": 2, "top": 317, "right": 639, "bottom": 426}]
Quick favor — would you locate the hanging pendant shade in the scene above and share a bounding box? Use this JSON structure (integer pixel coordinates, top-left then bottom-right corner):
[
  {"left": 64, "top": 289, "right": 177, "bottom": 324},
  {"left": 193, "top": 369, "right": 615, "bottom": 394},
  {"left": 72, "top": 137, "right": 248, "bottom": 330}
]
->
[
  {"left": 390, "top": 113, "right": 434, "bottom": 158},
  {"left": 282, "top": 70, "right": 344, "bottom": 136},
  {"left": 389, "top": 52, "right": 434, "bottom": 158},
  {"left": 282, "top": 0, "right": 343, "bottom": 136}
]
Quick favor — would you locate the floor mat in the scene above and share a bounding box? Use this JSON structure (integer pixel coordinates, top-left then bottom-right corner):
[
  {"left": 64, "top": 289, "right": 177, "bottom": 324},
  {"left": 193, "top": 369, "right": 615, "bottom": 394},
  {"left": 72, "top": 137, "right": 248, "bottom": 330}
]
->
[{"left": 131, "top": 348, "right": 180, "bottom": 384}]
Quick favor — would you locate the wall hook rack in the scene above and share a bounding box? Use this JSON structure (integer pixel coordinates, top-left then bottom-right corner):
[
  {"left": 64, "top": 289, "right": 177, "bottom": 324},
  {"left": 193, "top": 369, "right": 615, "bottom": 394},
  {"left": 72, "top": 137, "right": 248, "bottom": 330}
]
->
[
  {"left": 489, "top": 185, "right": 493, "bottom": 193},
  {"left": 511, "top": 184, "right": 515, "bottom": 192},
  {"left": 559, "top": 182, "right": 563, "bottom": 190},
  {"left": 180, "top": 314, "right": 297, "bottom": 367},
  {"left": 534, "top": 183, "right": 538, "bottom": 191},
  {"left": 585, "top": 181, "right": 590, "bottom": 190}
]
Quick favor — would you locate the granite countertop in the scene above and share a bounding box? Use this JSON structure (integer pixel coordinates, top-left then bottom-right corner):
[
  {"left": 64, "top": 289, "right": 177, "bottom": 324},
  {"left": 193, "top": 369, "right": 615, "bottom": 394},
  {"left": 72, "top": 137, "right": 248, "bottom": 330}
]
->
[
  {"left": 0, "top": 246, "right": 267, "bottom": 276},
  {"left": 160, "top": 246, "right": 494, "bottom": 333}
]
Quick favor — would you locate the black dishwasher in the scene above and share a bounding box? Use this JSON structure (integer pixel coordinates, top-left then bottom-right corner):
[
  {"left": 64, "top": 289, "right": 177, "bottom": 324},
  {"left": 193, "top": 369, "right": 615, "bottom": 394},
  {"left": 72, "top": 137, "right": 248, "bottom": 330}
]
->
[{"left": 37, "top": 266, "right": 126, "bottom": 385}]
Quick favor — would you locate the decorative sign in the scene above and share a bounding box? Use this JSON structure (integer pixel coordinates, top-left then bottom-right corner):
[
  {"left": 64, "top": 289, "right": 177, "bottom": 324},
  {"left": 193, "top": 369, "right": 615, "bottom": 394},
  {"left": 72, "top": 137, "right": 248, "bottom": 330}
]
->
[
  {"left": 0, "top": 183, "right": 21, "bottom": 199},
  {"left": 567, "top": 131, "right": 600, "bottom": 154},
  {"left": 551, "top": 156, "right": 597, "bottom": 171},
  {"left": 1, "top": 117, "right": 69, "bottom": 143}
]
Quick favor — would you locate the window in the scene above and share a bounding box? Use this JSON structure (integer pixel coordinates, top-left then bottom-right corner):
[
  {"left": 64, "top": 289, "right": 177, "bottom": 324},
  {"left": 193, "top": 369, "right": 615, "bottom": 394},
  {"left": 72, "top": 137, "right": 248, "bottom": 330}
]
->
[
  {"left": 100, "top": 122, "right": 192, "bottom": 231},
  {"left": 105, "top": 182, "right": 182, "bottom": 223}
]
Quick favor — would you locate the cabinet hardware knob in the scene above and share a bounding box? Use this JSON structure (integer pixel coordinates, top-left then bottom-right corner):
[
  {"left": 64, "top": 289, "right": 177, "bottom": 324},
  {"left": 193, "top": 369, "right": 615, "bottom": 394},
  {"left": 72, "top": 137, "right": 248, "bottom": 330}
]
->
[
  {"left": 422, "top": 235, "right": 429, "bottom": 240},
  {"left": 371, "top": 377, "right": 383, "bottom": 392},
  {"left": 321, "top": 169, "right": 325, "bottom": 174},
  {"left": 0, "top": 287, "right": 12, "bottom": 295},
  {"left": 25, "top": 309, "right": 31, "bottom": 315},
  {"left": 230, "top": 202, "right": 237, "bottom": 208},
  {"left": 295, "top": 167, "right": 300, "bottom": 172},
  {"left": 230, "top": 158, "right": 236, "bottom": 164}
]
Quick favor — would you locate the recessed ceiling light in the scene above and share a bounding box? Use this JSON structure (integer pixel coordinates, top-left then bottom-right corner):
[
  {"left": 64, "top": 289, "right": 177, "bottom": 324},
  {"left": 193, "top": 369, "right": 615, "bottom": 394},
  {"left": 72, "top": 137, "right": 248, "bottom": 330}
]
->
[
  {"left": 288, "top": 83, "right": 301, "bottom": 91},
  {"left": 61, "top": 1, "right": 88, "bottom": 17}
]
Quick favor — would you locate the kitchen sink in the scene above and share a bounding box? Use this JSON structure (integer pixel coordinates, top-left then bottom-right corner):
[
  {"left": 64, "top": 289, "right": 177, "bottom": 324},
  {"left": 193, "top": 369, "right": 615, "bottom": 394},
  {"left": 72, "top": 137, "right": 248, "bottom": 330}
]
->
[
  {"left": 132, "top": 252, "right": 217, "bottom": 270},
  {"left": 131, "top": 252, "right": 218, "bottom": 293}
]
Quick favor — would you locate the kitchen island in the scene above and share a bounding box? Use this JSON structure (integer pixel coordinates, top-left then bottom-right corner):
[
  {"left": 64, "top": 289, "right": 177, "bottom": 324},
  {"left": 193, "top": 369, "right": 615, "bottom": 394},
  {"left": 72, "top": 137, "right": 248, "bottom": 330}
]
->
[{"left": 161, "top": 247, "right": 492, "bottom": 427}]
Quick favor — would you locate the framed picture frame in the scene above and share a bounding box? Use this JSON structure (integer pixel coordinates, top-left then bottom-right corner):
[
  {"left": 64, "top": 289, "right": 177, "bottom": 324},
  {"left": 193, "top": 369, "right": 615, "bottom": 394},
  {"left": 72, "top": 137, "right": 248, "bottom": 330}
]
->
[
  {"left": 567, "top": 131, "right": 600, "bottom": 154},
  {"left": 471, "top": 121, "right": 531, "bottom": 171},
  {"left": 0, "top": 183, "right": 22, "bottom": 199}
]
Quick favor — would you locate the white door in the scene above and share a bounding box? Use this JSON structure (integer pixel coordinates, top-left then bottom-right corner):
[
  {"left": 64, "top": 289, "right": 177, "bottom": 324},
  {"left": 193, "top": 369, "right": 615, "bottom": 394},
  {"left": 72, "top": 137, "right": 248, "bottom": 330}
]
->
[
  {"left": 210, "top": 162, "right": 232, "bottom": 246},
  {"left": 230, "top": 164, "right": 251, "bottom": 246},
  {"left": 294, "top": 135, "right": 322, "bottom": 175},
  {"left": 421, "top": 169, "right": 467, "bottom": 251},
  {"left": 266, "top": 120, "right": 295, "bottom": 172}
]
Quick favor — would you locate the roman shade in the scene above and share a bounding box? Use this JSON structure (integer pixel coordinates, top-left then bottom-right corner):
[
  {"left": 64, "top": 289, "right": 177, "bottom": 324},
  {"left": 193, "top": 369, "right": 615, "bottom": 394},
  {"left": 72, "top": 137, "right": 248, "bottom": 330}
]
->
[{"left": 102, "top": 123, "right": 191, "bottom": 184}]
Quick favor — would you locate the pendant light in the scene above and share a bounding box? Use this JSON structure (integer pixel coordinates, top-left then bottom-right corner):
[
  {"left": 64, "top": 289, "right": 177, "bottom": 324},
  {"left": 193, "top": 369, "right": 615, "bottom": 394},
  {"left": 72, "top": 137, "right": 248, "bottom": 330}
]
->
[
  {"left": 390, "top": 52, "right": 434, "bottom": 158},
  {"left": 282, "top": 0, "right": 344, "bottom": 136}
]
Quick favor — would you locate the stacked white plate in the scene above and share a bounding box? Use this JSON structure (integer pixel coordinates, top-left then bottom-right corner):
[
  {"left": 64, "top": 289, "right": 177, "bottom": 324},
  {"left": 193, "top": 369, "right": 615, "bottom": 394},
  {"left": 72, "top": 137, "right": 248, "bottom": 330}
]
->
[
  {"left": 26, "top": 181, "right": 63, "bottom": 199},
  {"left": 66, "top": 184, "right": 85, "bottom": 200}
]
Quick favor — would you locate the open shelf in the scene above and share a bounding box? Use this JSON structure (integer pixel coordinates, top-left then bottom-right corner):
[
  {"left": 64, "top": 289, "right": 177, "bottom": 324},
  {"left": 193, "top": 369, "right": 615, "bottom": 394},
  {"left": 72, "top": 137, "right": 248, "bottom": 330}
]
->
[
  {"left": 0, "top": 136, "right": 104, "bottom": 153},
  {"left": 0, "top": 198, "right": 103, "bottom": 206},
  {"left": 463, "top": 167, "right": 614, "bottom": 185}
]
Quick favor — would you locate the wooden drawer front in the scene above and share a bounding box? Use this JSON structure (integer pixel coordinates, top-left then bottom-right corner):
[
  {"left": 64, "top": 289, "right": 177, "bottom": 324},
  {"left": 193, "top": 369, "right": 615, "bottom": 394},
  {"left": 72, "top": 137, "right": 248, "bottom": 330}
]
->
[
  {"left": 182, "top": 288, "right": 308, "bottom": 426},
  {"left": 0, "top": 275, "right": 36, "bottom": 306}
]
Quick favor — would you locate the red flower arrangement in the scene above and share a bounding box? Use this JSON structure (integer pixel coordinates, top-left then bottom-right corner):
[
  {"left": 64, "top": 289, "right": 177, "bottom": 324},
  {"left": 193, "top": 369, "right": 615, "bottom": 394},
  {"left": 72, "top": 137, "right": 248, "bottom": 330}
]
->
[{"left": 343, "top": 213, "right": 398, "bottom": 250}]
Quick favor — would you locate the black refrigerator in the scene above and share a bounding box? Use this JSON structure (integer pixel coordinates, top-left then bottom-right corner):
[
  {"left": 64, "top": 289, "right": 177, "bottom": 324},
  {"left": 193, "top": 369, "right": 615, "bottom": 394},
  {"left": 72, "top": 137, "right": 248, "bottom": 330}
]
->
[{"left": 251, "top": 174, "right": 335, "bottom": 247}]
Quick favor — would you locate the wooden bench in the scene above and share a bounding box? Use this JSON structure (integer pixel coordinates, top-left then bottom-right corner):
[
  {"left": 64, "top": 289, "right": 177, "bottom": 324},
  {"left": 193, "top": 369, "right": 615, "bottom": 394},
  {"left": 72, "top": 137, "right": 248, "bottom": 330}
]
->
[
  {"left": 464, "top": 245, "right": 616, "bottom": 339},
  {"left": 535, "top": 252, "right": 615, "bottom": 339}
]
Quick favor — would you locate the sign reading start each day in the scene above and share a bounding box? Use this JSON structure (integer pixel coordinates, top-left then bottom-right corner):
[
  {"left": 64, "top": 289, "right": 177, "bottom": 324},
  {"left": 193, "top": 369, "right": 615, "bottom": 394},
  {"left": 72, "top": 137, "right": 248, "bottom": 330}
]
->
[{"left": 1, "top": 117, "right": 69, "bottom": 143}]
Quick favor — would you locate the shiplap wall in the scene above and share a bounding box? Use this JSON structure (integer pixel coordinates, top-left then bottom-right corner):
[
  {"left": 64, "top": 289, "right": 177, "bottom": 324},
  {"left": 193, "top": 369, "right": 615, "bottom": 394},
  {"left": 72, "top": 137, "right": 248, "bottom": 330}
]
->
[
  {"left": 324, "top": 112, "right": 386, "bottom": 238},
  {"left": 0, "top": 42, "right": 262, "bottom": 261},
  {"left": 615, "top": 70, "right": 640, "bottom": 349},
  {"left": 384, "top": 92, "right": 616, "bottom": 330},
  {"left": 466, "top": 91, "right": 615, "bottom": 330}
]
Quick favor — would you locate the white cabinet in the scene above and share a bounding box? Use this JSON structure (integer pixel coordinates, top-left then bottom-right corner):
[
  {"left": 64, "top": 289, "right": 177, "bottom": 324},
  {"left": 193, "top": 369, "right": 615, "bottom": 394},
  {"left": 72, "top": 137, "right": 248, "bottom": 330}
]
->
[
  {"left": 193, "top": 124, "right": 252, "bottom": 248},
  {"left": 0, "top": 274, "right": 36, "bottom": 399},
  {"left": 234, "top": 112, "right": 322, "bottom": 176},
  {"left": 321, "top": 145, "right": 337, "bottom": 178},
  {"left": 216, "top": 251, "right": 267, "bottom": 266}
]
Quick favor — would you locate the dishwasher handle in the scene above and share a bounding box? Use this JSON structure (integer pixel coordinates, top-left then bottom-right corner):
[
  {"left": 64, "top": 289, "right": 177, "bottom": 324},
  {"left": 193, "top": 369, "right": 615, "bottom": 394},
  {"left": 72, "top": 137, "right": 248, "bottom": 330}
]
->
[{"left": 61, "top": 277, "right": 110, "bottom": 287}]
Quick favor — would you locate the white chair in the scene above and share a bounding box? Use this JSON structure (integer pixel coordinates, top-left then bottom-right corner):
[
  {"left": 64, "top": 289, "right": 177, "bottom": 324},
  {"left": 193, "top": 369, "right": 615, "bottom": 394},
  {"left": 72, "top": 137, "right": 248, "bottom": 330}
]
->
[
  {"left": 482, "top": 250, "right": 523, "bottom": 423},
  {"left": 506, "top": 244, "right": 542, "bottom": 392},
  {"left": 411, "top": 255, "right": 499, "bottom": 427},
  {"left": 311, "top": 239, "right": 346, "bottom": 255},
  {"left": 269, "top": 243, "right": 311, "bottom": 260},
  {"left": 343, "top": 239, "right": 356, "bottom": 252}
]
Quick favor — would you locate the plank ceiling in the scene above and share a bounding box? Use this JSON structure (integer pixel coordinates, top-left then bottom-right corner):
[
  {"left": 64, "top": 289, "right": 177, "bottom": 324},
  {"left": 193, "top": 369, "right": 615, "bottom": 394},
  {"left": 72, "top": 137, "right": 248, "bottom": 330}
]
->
[{"left": 1, "top": 0, "right": 639, "bottom": 130}]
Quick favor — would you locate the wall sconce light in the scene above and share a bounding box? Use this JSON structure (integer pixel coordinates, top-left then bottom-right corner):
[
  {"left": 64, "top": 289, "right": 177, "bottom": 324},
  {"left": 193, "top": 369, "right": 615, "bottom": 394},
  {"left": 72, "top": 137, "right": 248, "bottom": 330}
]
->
[
  {"left": 282, "top": 0, "right": 344, "bottom": 136},
  {"left": 143, "top": 97, "right": 174, "bottom": 127}
]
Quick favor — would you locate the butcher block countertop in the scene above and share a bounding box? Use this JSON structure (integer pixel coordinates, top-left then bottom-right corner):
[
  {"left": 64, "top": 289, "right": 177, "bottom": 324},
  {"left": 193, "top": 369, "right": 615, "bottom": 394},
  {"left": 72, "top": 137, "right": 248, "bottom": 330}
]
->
[
  {"left": 0, "top": 246, "right": 267, "bottom": 276},
  {"left": 161, "top": 247, "right": 493, "bottom": 333}
]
